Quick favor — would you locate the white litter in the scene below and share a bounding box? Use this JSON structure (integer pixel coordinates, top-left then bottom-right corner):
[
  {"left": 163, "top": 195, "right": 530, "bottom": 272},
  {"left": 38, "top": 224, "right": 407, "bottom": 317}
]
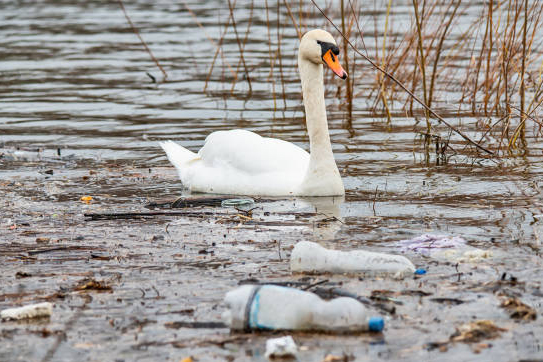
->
[
  {"left": 1, "top": 302, "right": 53, "bottom": 320},
  {"left": 222, "top": 284, "right": 384, "bottom": 333},
  {"left": 290, "top": 241, "right": 416, "bottom": 278},
  {"left": 396, "top": 234, "right": 492, "bottom": 263},
  {"left": 265, "top": 336, "right": 298, "bottom": 359}
]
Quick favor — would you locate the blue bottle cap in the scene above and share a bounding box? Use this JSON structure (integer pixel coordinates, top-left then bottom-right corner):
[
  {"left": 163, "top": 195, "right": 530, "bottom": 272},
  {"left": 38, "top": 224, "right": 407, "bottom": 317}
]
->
[
  {"left": 415, "top": 268, "right": 427, "bottom": 275},
  {"left": 368, "top": 317, "right": 384, "bottom": 332}
]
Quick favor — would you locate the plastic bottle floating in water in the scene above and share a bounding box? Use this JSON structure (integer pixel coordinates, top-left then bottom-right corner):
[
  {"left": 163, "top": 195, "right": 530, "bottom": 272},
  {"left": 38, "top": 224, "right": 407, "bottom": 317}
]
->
[
  {"left": 290, "top": 241, "right": 417, "bottom": 278},
  {"left": 222, "top": 284, "right": 384, "bottom": 333}
]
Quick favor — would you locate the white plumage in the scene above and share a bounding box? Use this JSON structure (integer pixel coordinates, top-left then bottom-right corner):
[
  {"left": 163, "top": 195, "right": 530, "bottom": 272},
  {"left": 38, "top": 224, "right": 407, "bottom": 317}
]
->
[
  {"left": 161, "top": 29, "right": 347, "bottom": 196},
  {"left": 161, "top": 130, "right": 309, "bottom": 195}
]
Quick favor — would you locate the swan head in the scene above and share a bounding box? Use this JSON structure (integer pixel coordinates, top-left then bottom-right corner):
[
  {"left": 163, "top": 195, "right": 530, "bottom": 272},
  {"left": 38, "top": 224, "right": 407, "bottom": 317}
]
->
[{"left": 299, "top": 29, "right": 348, "bottom": 80}]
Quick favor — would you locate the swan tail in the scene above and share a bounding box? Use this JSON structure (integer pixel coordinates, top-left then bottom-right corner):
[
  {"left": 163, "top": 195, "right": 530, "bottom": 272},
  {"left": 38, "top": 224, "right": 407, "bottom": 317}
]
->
[{"left": 160, "top": 140, "right": 198, "bottom": 170}]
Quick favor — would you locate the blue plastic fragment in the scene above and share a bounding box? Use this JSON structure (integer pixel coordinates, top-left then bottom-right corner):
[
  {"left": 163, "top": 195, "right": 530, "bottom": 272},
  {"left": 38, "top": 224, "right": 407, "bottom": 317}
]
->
[
  {"left": 415, "top": 268, "right": 427, "bottom": 275},
  {"left": 368, "top": 316, "right": 385, "bottom": 332}
]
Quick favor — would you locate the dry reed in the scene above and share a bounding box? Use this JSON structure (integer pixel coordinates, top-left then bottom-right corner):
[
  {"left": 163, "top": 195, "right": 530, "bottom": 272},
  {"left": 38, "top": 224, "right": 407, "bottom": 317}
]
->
[{"left": 181, "top": 0, "right": 543, "bottom": 157}]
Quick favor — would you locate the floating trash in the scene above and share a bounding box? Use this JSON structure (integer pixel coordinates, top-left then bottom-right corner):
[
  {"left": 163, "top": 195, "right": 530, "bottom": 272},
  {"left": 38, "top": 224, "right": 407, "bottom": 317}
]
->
[
  {"left": 222, "top": 284, "right": 384, "bottom": 333},
  {"left": 396, "top": 234, "right": 492, "bottom": 263},
  {"left": 415, "top": 268, "right": 427, "bottom": 275},
  {"left": 397, "top": 234, "right": 468, "bottom": 254},
  {"left": 1, "top": 302, "right": 53, "bottom": 321},
  {"left": 220, "top": 198, "right": 254, "bottom": 207},
  {"left": 290, "top": 241, "right": 416, "bottom": 278},
  {"left": 80, "top": 195, "right": 93, "bottom": 204}
]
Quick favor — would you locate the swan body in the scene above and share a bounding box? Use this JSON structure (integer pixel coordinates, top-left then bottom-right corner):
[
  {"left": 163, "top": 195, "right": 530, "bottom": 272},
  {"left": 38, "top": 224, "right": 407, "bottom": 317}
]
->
[
  {"left": 161, "top": 130, "right": 309, "bottom": 195},
  {"left": 161, "top": 29, "right": 347, "bottom": 196}
]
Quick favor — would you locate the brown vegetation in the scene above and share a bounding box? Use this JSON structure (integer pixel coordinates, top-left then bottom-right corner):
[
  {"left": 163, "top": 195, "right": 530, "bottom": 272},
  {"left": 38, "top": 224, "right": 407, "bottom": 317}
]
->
[{"left": 186, "top": 0, "right": 543, "bottom": 157}]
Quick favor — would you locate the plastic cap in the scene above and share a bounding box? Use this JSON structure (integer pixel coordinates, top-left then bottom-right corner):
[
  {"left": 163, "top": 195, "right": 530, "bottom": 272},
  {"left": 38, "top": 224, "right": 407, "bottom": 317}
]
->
[
  {"left": 368, "top": 317, "right": 384, "bottom": 332},
  {"left": 415, "top": 268, "right": 427, "bottom": 275}
]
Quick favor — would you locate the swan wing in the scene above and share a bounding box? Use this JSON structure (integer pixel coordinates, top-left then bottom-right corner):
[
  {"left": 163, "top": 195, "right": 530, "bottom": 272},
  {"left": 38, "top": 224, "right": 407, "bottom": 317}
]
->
[
  {"left": 199, "top": 129, "right": 309, "bottom": 174},
  {"left": 161, "top": 130, "right": 310, "bottom": 195}
]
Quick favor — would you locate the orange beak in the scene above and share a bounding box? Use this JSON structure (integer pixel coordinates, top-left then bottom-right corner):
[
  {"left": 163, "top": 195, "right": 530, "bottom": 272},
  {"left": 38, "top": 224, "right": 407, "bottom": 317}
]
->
[{"left": 322, "top": 49, "right": 348, "bottom": 79}]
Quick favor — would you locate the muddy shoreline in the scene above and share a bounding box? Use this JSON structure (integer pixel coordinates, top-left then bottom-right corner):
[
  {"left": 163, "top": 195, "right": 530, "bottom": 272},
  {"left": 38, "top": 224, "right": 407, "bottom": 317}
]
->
[
  {"left": 1, "top": 152, "right": 542, "bottom": 361},
  {"left": 1, "top": 0, "right": 543, "bottom": 360}
]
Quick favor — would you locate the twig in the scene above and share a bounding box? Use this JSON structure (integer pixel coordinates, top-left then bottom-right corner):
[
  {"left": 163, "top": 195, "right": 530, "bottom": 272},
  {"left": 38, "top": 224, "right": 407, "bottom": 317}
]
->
[
  {"left": 283, "top": 0, "right": 302, "bottom": 39},
  {"left": 164, "top": 321, "right": 227, "bottom": 329},
  {"left": 277, "top": 0, "right": 287, "bottom": 107},
  {"left": 203, "top": 1, "right": 237, "bottom": 92},
  {"left": 412, "top": 0, "right": 430, "bottom": 124},
  {"left": 230, "top": 0, "right": 254, "bottom": 94},
  {"left": 85, "top": 211, "right": 226, "bottom": 220},
  {"left": 348, "top": 0, "right": 369, "bottom": 56},
  {"left": 509, "top": 103, "right": 543, "bottom": 127},
  {"left": 519, "top": 0, "right": 528, "bottom": 142},
  {"left": 117, "top": 0, "right": 167, "bottom": 80},
  {"left": 429, "top": 0, "right": 461, "bottom": 109},
  {"left": 372, "top": 185, "right": 378, "bottom": 216},
  {"left": 308, "top": 0, "right": 494, "bottom": 155},
  {"left": 265, "top": 0, "right": 277, "bottom": 110},
  {"left": 227, "top": 0, "right": 252, "bottom": 95},
  {"left": 27, "top": 246, "right": 95, "bottom": 256},
  {"left": 302, "top": 279, "right": 329, "bottom": 291}
]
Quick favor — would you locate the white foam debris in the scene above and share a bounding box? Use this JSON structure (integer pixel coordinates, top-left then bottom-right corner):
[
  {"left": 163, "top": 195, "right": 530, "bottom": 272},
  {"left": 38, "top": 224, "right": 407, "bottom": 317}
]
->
[{"left": 1, "top": 302, "right": 53, "bottom": 321}]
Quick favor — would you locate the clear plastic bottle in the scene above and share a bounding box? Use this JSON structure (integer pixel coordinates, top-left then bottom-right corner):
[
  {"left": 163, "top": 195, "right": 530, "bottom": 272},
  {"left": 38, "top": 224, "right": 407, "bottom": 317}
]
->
[
  {"left": 222, "top": 284, "right": 384, "bottom": 333},
  {"left": 290, "top": 241, "right": 416, "bottom": 278}
]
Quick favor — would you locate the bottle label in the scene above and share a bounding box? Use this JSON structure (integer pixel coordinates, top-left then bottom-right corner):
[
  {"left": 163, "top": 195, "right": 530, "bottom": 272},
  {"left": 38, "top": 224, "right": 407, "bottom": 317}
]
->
[
  {"left": 243, "top": 285, "right": 262, "bottom": 332},
  {"left": 247, "top": 285, "right": 309, "bottom": 330}
]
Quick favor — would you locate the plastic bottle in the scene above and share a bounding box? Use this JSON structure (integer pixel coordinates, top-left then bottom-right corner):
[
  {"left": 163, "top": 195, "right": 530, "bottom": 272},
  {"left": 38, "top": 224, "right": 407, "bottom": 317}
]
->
[
  {"left": 0, "top": 302, "right": 53, "bottom": 320},
  {"left": 290, "top": 241, "right": 416, "bottom": 278},
  {"left": 222, "top": 284, "right": 384, "bottom": 333}
]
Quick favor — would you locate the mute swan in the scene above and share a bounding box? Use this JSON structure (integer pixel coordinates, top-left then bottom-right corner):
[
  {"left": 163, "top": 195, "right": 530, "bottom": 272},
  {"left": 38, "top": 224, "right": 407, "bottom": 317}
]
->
[{"left": 161, "top": 29, "right": 347, "bottom": 196}]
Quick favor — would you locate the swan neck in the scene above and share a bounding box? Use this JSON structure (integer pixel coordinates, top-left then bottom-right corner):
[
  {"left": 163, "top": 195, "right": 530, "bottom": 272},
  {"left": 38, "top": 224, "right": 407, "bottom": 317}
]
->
[
  {"left": 296, "top": 55, "right": 343, "bottom": 195},
  {"left": 298, "top": 58, "right": 333, "bottom": 160}
]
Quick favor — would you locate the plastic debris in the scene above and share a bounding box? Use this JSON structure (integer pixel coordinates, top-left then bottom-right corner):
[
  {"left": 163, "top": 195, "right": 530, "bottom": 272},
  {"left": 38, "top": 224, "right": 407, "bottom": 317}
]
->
[
  {"left": 397, "top": 234, "right": 467, "bottom": 253},
  {"left": 1, "top": 302, "right": 53, "bottom": 320},
  {"left": 396, "top": 234, "right": 491, "bottom": 262},
  {"left": 220, "top": 198, "right": 254, "bottom": 207},
  {"left": 265, "top": 336, "right": 298, "bottom": 359},
  {"left": 80, "top": 195, "right": 93, "bottom": 204},
  {"left": 222, "top": 284, "right": 384, "bottom": 333},
  {"left": 290, "top": 241, "right": 416, "bottom": 278}
]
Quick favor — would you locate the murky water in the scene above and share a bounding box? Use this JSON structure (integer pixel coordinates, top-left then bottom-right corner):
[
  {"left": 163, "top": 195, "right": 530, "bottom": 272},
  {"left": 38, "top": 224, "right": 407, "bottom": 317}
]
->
[{"left": 1, "top": 1, "right": 542, "bottom": 361}]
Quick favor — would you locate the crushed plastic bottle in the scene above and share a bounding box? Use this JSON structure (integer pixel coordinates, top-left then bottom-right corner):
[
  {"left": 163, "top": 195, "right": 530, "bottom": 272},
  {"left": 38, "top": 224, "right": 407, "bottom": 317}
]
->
[
  {"left": 0, "top": 302, "right": 53, "bottom": 320},
  {"left": 222, "top": 284, "right": 384, "bottom": 333},
  {"left": 290, "top": 241, "right": 416, "bottom": 278}
]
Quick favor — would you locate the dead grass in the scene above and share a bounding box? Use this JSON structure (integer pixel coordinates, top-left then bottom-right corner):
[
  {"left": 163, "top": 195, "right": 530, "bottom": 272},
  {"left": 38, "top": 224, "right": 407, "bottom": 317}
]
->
[{"left": 184, "top": 0, "right": 543, "bottom": 157}]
